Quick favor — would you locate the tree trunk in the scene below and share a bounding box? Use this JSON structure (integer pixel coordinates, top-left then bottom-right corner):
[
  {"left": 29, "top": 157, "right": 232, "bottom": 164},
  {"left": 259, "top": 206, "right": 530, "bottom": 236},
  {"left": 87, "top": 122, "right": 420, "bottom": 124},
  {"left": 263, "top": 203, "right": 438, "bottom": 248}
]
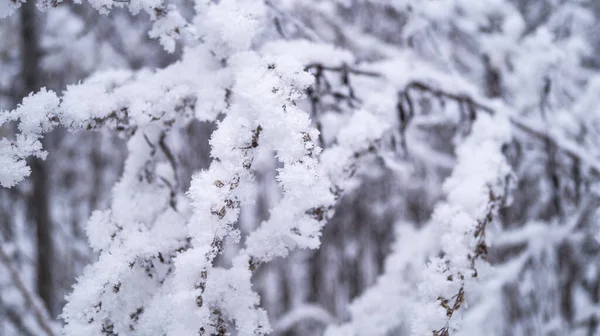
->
[{"left": 20, "top": 2, "right": 55, "bottom": 316}]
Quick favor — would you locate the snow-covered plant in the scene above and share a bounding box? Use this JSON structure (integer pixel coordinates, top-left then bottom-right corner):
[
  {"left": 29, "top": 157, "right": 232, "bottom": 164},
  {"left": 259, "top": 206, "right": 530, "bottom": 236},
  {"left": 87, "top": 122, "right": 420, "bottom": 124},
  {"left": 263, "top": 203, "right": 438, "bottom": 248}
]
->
[
  {"left": 3, "top": 0, "right": 600, "bottom": 335},
  {"left": 410, "top": 113, "right": 513, "bottom": 335}
]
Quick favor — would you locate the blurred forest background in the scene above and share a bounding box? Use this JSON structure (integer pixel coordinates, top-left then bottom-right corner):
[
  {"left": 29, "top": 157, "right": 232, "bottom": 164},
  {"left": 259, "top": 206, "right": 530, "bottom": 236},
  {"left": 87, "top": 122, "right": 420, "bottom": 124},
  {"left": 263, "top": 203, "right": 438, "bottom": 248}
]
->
[{"left": 3, "top": 0, "right": 600, "bottom": 335}]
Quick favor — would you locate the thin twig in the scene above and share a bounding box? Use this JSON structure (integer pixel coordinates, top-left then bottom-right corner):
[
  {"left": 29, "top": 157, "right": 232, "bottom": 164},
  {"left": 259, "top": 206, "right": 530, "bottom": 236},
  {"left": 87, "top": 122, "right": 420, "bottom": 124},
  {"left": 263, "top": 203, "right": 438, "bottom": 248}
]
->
[
  {"left": 0, "top": 242, "right": 56, "bottom": 336},
  {"left": 264, "top": 0, "right": 324, "bottom": 42},
  {"left": 304, "top": 63, "right": 381, "bottom": 77},
  {"left": 158, "top": 132, "right": 179, "bottom": 191}
]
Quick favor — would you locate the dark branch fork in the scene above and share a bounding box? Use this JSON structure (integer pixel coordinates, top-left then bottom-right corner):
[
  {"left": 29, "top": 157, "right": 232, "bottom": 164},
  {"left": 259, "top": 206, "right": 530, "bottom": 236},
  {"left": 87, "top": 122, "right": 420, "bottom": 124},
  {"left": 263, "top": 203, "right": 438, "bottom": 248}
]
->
[{"left": 305, "top": 63, "right": 600, "bottom": 178}]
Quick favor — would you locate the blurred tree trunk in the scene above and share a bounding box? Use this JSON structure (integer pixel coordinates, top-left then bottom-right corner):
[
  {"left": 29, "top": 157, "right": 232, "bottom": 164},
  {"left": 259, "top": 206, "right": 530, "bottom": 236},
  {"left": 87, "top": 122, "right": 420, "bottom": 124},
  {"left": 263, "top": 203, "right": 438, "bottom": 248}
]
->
[{"left": 20, "top": 2, "right": 55, "bottom": 316}]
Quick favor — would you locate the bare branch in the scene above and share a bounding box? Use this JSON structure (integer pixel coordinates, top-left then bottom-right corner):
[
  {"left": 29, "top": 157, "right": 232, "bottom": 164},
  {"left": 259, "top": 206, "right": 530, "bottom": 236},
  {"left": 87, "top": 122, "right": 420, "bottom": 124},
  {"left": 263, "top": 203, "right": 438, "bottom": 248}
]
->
[
  {"left": 0, "top": 242, "right": 56, "bottom": 336},
  {"left": 307, "top": 64, "right": 600, "bottom": 176}
]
